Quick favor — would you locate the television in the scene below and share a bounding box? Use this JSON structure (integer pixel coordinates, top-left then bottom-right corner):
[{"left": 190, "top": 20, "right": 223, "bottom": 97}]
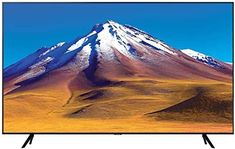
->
[{"left": 2, "top": 2, "right": 233, "bottom": 148}]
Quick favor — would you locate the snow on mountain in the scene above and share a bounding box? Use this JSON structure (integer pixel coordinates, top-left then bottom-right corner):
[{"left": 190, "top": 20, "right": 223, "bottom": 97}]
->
[
  {"left": 40, "top": 42, "right": 65, "bottom": 56},
  {"left": 30, "top": 56, "right": 54, "bottom": 69},
  {"left": 226, "top": 62, "right": 233, "bottom": 65},
  {"left": 4, "top": 41, "right": 70, "bottom": 79},
  {"left": 181, "top": 49, "right": 223, "bottom": 68},
  {"left": 45, "top": 20, "right": 179, "bottom": 72}
]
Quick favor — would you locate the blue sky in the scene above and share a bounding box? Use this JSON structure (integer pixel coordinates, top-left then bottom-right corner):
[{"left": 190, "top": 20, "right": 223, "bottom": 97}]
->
[{"left": 3, "top": 3, "right": 233, "bottom": 67}]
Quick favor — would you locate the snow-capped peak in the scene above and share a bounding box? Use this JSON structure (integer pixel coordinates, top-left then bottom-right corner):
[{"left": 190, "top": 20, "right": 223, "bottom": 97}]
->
[
  {"left": 106, "top": 20, "right": 118, "bottom": 25},
  {"left": 65, "top": 20, "right": 177, "bottom": 59},
  {"left": 181, "top": 49, "right": 222, "bottom": 68}
]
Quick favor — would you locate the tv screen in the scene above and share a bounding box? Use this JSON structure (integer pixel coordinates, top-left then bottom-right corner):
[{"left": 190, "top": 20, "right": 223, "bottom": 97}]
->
[{"left": 3, "top": 2, "right": 233, "bottom": 133}]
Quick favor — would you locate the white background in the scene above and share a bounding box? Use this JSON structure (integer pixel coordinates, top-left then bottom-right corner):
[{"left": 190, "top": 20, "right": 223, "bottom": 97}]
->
[{"left": 0, "top": 0, "right": 234, "bottom": 148}]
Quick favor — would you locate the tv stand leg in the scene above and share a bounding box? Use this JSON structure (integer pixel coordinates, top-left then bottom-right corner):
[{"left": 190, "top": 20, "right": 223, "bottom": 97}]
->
[
  {"left": 22, "top": 134, "right": 34, "bottom": 148},
  {"left": 202, "top": 134, "right": 215, "bottom": 148}
]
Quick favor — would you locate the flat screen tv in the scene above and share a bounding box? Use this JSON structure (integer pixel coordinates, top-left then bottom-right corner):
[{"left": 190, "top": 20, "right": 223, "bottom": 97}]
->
[{"left": 2, "top": 2, "right": 234, "bottom": 146}]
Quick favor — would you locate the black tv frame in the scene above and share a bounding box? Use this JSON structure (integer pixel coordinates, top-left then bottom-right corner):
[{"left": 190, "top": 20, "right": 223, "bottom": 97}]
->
[{"left": 1, "top": 2, "right": 234, "bottom": 149}]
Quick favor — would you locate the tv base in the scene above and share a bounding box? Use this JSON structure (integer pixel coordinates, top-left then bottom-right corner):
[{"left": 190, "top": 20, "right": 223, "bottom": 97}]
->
[
  {"left": 202, "top": 134, "right": 215, "bottom": 148},
  {"left": 22, "top": 134, "right": 34, "bottom": 148},
  {"left": 20, "top": 133, "right": 215, "bottom": 148}
]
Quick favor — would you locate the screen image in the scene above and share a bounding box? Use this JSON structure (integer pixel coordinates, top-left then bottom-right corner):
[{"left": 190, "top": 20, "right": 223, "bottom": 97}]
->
[{"left": 3, "top": 3, "right": 233, "bottom": 133}]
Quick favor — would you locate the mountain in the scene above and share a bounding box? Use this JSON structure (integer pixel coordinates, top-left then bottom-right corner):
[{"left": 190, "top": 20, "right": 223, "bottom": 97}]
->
[
  {"left": 181, "top": 49, "right": 230, "bottom": 69},
  {"left": 4, "top": 20, "right": 232, "bottom": 94},
  {"left": 3, "top": 20, "right": 233, "bottom": 132}
]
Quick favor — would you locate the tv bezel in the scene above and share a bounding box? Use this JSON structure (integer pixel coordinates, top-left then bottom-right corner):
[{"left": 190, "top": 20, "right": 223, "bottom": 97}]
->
[{"left": 1, "top": 1, "right": 234, "bottom": 135}]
